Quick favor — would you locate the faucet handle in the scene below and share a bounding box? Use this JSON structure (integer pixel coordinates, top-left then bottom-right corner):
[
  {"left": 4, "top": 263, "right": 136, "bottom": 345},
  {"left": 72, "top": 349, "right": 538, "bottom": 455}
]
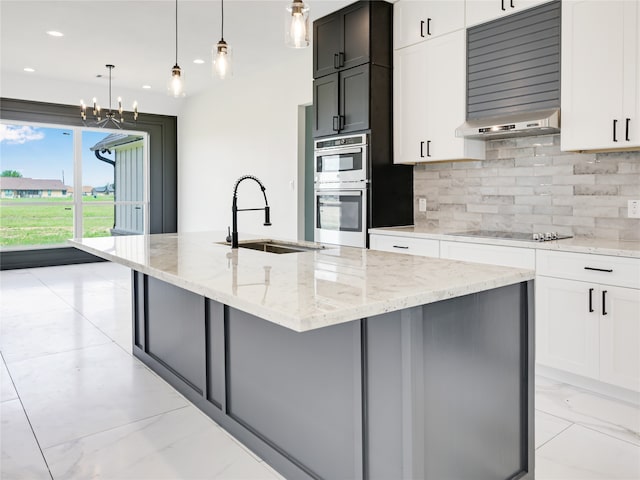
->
[
  {"left": 264, "top": 206, "right": 272, "bottom": 226},
  {"left": 225, "top": 226, "right": 232, "bottom": 243}
]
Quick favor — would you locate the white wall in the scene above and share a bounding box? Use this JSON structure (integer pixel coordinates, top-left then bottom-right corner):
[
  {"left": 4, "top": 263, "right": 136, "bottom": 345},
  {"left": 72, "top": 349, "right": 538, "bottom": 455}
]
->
[{"left": 178, "top": 51, "right": 312, "bottom": 241}]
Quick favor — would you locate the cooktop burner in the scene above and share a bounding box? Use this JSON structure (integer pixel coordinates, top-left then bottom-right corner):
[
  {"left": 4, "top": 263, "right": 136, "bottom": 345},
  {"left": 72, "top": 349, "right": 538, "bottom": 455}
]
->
[{"left": 450, "top": 230, "right": 573, "bottom": 242}]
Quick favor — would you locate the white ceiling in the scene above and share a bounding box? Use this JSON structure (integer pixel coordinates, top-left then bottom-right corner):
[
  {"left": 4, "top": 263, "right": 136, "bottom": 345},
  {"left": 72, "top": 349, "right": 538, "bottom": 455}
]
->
[{"left": 0, "top": 0, "right": 353, "bottom": 103}]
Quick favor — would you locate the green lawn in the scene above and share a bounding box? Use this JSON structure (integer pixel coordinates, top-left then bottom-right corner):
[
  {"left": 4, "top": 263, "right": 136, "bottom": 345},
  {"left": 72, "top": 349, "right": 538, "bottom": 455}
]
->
[{"left": 0, "top": 196, "right": 115, "bottom": 247}]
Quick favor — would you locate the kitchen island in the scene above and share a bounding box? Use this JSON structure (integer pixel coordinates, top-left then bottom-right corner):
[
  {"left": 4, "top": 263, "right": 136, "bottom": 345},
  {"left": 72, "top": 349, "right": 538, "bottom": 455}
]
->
[{"left": 70, "top": 231, "right": 535, "bottom": 480}]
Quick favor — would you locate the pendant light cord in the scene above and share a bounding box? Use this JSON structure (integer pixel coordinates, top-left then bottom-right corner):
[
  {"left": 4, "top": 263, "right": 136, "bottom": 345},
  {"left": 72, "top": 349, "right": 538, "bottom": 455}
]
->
[
  {"left": 221, "top": 0, "right": 224, "bottom": 41},
  {"left": 175, "top": 0, "right": 178, "bottom": 65},
  {"left": 108, "top": 66, "right": 112, "bottom": 112}
]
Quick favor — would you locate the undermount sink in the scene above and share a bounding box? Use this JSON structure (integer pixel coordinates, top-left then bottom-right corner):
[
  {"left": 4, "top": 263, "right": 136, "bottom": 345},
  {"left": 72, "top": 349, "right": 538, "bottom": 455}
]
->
[{"left": 217, "top": 240, "right": 327, "bottom": 254}]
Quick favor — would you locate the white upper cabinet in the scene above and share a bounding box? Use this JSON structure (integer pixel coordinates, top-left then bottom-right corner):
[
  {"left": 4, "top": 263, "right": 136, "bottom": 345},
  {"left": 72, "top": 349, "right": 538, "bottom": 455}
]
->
[
  {"left": 561, "top": 0, "right": 640, "bottom": 152},
  {"left": 465, "top": 0, "right": 551, "bottom": 27},
  {"left": 394, "top": 0, "right": 465, "bottom": 50},
  {"left": 394, "top": 30, "right": 485, "bottom": 164}
]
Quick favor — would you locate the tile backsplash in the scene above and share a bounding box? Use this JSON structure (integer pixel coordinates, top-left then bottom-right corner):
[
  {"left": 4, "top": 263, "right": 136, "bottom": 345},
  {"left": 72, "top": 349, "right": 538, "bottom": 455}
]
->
[{"left": 413, "top": 134, "right": 640, "bottom": 241}]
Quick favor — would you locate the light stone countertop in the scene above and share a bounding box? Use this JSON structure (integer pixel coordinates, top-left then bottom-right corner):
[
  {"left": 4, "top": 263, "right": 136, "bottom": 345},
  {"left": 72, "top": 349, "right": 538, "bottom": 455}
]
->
[
  {"left": 69, "top": 231, "right": 534, "bottom": 332},
  {"left": 369, "top": 226, "right": 640, "bottom": 259}
]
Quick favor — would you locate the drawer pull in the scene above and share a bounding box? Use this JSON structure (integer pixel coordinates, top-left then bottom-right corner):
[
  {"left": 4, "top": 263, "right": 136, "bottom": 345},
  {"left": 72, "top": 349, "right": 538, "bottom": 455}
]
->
[
  {"left": 602, "top": 290, "right": 608, "bottom": 316},
  {"left": 588, "top": 288, "right": 594, "bottom": 313},
  {"left": 584, "top": 266, "right": 613, "bottom": 273},
  {"left": 393, "top": 245, "right": 409, "bottom": 249}
]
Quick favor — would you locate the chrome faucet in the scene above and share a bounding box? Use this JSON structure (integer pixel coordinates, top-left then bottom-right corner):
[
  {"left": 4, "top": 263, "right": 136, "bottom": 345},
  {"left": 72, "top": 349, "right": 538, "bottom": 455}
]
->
[{"left": 227, "top": 175, "right": 271, "bottom": 249}]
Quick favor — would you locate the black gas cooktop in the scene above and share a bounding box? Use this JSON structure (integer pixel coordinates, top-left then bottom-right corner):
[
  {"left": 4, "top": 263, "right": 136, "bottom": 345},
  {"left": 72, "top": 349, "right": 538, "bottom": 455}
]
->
[{"left": 449, "top": 230, "right": 572, "bottom": 242}]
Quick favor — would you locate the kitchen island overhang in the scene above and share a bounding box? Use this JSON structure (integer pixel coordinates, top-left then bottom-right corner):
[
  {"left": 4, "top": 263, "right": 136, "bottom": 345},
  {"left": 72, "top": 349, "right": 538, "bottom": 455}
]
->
[{"left": 70, "top": 232, "right": 535, "bottom": 480}]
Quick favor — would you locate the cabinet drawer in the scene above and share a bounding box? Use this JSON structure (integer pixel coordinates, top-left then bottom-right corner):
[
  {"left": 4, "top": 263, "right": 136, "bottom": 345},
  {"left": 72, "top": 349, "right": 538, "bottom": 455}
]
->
[
  {"left": 369, "top": 234, "right": 439, "bottom": 257},
  {"left": 537, "top": 250, "right": 640, "bottom": 289},
  {"left": 440, "top": 241, "right": 535, "bottom": 269}
]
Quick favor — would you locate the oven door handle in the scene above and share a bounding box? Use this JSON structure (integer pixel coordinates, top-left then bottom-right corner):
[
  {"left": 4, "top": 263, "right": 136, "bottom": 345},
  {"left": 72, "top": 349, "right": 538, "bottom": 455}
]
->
[
  {"left": 316, "top": 190, "right": 364, "bottom": 197},
  {"left": 316, "top": 147, "right": 363, "bottom": 156}
]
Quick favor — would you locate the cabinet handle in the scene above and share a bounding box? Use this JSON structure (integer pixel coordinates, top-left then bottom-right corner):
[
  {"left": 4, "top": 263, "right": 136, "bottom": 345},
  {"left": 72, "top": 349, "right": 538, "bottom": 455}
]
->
[
  {"left": 427, "top": 18, "right": 432, "bottom": 35},
  {"left": 427, "top": 140, "right": 432, "bottom": 157},
  {"left": 393, "top": 245, "right": 409, "bottom": 249},
  {"left": 626, "top": 118, "right": 631, "bottom": 141},
  {"left": 613, "top": 119, "right": 618, "bottom": 142},
  {"left": 588, "top": 288, "right": 594, "bottom": 313},
  {"left": 420, "top": 141, "right": 425, "bottom": 158},
  {"left": 339, "top": 115, "right": 345, "bottom": 130},
  {"left": 501, "top": 0, "right": 506, "bottom": 11},
  {"left": 510, "top": 0, "right": 515, "bottom": 8},
  {"left": 584, "top": 266, "right": 613, "bottom": 273},
  {"left": 602, "top": 290, "right": 608, "bottom": 316},
  {"left": 338, "top": 52, "right": 345, "bottom": 68},
  {"left": 420, "top": 20, "right": 425, "bottom": 38},
  {"left": 333, "top": 116, "right": 339, "bottom": 131},
  {"left": 334, "top": 53, "right": 339, "bottom": 69}
]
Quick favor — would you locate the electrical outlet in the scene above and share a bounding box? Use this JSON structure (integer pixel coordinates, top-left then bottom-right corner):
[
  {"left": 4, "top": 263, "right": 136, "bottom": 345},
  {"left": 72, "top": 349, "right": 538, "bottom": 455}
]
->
[
  {"left": 418, "top": 197, "right": 427, "bottom": 212},
  {"left": 629, "top": 200, "right": 640, "bottom": 219}
]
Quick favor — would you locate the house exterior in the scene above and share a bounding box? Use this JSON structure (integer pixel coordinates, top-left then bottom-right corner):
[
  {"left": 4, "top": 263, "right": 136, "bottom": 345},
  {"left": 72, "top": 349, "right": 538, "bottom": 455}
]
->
[
  {"left": 0, "top": 177, "right": 68, "bottom": 198},
  {"left": 90, "top": 133, "right": 144, "bottom": 235}
]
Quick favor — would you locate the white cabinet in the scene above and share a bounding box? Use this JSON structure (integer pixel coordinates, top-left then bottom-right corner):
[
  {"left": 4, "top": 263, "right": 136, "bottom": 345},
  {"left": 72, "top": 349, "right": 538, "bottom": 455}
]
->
[
  {"left": 394, "top": 0, "right": 464, "bottom": 49},
  {"left": 465, "top": 0, "right": 551, "bottom": 27},
  {"left": 561, "top": 0, "right": 640, "bottom": 151},
  {"left": 535, "top": 276, "right": 600, "bottom": 378},
  {"left": 536, "top": 250, "right": 640, "bottom": 392},
  {"left": 440, "top": 240, "right": 536, "bottom": 269},
  {"left": 369, "top": 234, "right": 439, "bottom": 257},
  {"left": 394, "top": 30, "right": 484, "bottom": 164}
]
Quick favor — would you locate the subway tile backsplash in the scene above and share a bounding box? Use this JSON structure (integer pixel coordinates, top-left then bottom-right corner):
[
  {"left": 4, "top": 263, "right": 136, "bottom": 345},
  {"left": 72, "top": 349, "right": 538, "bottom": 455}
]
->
[{"left": 413, "top": 134, "right": 640, "bottom": 241}]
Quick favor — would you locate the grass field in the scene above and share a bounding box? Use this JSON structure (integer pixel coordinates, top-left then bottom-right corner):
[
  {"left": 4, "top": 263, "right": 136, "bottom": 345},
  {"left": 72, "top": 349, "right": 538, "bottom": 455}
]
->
[{"left": 0, "top": 196, "right": 115, "bottom": 247}]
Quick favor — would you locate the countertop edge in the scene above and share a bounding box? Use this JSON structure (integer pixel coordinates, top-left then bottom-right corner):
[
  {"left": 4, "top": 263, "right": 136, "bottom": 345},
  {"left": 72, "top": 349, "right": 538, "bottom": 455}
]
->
[{"left": 70, "top": 238, "right": 534, "bottom": 332}]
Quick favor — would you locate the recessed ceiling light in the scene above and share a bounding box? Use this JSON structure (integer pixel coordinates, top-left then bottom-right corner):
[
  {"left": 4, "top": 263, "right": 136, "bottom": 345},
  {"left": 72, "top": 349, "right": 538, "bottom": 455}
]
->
[
  {"left": 46, "top": 30, "right": 64, "bottom": 37},
  {"left": 23, "top": 67, "right": 35, "bottom": 72},
  {"left": 142, "top": 85, "right": 152, "bottom": 89},
  {"left": 193, "top": 59, "right": 205, "bottom": 64}
]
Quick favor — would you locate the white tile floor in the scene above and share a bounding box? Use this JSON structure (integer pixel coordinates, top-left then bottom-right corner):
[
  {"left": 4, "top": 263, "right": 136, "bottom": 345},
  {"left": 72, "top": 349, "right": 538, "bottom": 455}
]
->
[{"left": 1, "top": 262, "right": 639, "bottom": 480}]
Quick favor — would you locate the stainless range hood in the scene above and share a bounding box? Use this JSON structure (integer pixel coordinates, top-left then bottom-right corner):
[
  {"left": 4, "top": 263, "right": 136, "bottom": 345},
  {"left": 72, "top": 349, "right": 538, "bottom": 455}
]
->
[{"left": 456, "top": 109, "right": 560, "bottom": 140}]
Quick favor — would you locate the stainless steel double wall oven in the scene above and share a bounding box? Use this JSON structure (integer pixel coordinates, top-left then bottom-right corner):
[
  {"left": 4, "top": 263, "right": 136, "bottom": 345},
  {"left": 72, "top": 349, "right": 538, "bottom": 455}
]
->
[{"left": 314, "top": 134, "right": 368, "bottom": 248}]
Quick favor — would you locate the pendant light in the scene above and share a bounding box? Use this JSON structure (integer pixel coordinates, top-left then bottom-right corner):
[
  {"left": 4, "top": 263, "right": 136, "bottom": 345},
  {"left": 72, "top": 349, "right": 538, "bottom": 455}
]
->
[
  {"left": 168, "top": 0, "right": 185, "bottom": 97},
  {"left": 285, "top": 0, "right": 309, "bottom": 49},
  {"left": 213, "top": 0, "right": 232, "bottom": 79}
]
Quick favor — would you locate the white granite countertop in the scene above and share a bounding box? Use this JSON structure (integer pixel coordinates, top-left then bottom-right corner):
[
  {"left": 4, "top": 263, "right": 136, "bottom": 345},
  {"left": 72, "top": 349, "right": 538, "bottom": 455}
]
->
[
  {"left": 369, "top": 226, "right": 640, "bottom": 259},
  {"left": 69, "top": 231, "right": 534, "bottom": 332}
]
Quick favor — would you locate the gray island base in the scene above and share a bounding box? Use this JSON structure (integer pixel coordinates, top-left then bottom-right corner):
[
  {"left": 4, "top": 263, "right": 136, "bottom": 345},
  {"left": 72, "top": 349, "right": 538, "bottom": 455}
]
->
[
  {"left": 132, "top": 273, "right": 534, "bottom": 480},
  {"left": 69, "top": 232, "right": 534, "bottom": 480}
]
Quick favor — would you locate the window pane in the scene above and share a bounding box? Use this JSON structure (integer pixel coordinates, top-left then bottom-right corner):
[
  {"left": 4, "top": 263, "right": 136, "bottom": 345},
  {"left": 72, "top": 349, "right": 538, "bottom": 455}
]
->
[
  {"left": 0, "top": 203, "right": 73, "bottom": 247},
  {"left": 0, "top": 124, "right": 74, "bottom": 248},
  {"left": 83, "top": 131, "right": 144, "bottom": 236}
]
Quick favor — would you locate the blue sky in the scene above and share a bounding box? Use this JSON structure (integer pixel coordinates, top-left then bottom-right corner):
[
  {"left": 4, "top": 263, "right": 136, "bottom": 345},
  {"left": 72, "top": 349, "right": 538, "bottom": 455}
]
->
[{"left": 0, "top": 124, "right": 115, "bottom": 188}]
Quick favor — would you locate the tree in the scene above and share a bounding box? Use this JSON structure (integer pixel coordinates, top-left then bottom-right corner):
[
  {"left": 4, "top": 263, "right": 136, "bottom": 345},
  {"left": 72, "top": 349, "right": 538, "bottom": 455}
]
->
[{"left": 1, "top": 170, "right": 22, "bottom": 177}]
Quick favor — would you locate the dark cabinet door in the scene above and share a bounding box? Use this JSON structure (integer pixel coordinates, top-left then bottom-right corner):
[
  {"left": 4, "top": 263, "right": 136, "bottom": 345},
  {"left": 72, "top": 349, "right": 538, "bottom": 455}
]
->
[
  {"left": 313, "top": 14, "right": 342, "bottom": 79},
  {"left": 340, "top": 64, "right": 369, "bottom": 133},
  {"left": 313, "top": 2, "right": 370, "bottom": 79},
  {"left": 313, "top": 73, "right": 339, "bottom": 137},
  {"left": 342, "top": 2, "right": 370, "bottom": 71}
]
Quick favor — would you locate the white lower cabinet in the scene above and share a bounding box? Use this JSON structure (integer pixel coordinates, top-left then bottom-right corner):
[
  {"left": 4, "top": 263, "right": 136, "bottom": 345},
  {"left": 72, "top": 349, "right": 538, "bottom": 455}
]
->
[
  {"left": 369, "top": 234, "right": 439, "bottom": 257},
  {"left": 440, "top": 240, "right": 535, "bottom": 269},
  {"left": 537, "top": 250, "right": 640, "bottom": 392}
]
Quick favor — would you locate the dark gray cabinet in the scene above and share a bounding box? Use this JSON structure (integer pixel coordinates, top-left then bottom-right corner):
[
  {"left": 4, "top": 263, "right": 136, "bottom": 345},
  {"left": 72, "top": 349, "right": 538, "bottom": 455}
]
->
[
  {"left": 313, "top": 2, "right": 372, "bottom": 78},
  {"left": 313, "top": 64, "right": 369, "bottom": 137}
]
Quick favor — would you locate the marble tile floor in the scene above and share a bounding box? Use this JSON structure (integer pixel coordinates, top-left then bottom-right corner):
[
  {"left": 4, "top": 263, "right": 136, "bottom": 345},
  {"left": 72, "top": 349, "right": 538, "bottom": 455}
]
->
[{"left": 1, "top": 262, "right": 639, "bottom": 480}]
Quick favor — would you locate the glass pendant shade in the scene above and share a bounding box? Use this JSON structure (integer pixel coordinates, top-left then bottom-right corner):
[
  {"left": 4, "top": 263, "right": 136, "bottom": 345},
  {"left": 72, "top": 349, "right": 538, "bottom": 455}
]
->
[
  {"left": 286, "top": 0, "right": 309, "bottom": 48},
  {"left": 213, "top": 40, "right": 233, "bottom": 79},
  {"left": 168, "top": 65, "right": 186, "bottom": 97}
]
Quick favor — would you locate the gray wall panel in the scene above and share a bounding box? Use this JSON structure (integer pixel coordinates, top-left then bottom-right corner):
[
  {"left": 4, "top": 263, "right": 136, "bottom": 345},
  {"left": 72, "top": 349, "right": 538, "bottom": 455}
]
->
[{"left": 467, "top": 0, "right": 560, "bottom": 119}]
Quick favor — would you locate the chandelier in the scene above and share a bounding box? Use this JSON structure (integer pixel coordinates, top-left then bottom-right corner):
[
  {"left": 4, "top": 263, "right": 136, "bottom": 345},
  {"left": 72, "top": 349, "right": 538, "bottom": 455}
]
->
[{"left": 81, "top": 64, "right": 138, "bottom": 128}]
